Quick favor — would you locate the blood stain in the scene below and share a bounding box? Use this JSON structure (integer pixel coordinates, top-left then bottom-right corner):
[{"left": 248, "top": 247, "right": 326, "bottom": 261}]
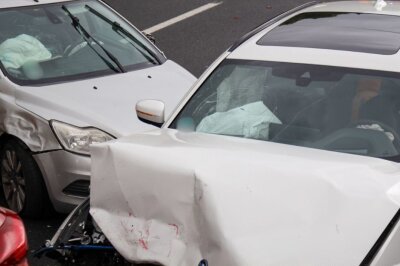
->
[{"left": 139, "top": 239, "right": 149, "bottom": 250}]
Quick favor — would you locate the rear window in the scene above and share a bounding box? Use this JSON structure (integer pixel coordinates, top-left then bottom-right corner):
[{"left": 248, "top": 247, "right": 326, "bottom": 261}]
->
[{"left": 257, "top": 12, "right": 400, "bottom": 55}]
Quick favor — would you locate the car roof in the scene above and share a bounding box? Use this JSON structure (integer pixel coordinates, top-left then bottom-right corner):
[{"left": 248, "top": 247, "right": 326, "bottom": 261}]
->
[
  {"left": 229, "top": 1, "right": 400, "bottom": 72},
  {"left": 307, "top": 0, "right": 400, "bottom": 15},
  {"left": 0, "top": 0, "right": 78, "bottom": 9}
]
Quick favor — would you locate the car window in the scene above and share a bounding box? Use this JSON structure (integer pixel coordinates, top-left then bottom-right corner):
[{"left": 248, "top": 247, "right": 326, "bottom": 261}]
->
[
  {"left": 171, "top": 59, "right": 400, "bottom": 160},
  {"left": 0, "top": 0, "right": 164, "bottom": 85}
]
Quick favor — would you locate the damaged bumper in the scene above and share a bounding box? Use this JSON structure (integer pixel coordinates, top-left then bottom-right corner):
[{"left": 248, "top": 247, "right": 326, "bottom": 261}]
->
[
  {"left": 37, "top": 198, "right": 202, "bottom": 266},
  {"left": 35, "top": 198, "right": 117, "bottom": 264},
  {"left": 34, "top": 150, "right": 90, "bottom": 213}
]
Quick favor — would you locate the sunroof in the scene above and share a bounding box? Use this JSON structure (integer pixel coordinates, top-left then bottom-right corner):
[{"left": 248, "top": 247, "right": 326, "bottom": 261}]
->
[{"left": 257, "top": 12, "right": 400, "bottom": 55}]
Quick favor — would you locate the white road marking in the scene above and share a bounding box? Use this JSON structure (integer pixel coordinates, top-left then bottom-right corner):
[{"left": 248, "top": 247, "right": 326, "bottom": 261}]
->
[{"left": 143, "top": 2, "right": 223, "bottom": 34}]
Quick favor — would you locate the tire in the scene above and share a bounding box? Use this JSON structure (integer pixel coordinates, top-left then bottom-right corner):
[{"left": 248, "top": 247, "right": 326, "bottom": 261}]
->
[{"left": 0, "top": 138, "right": 49, "bottom": 218}]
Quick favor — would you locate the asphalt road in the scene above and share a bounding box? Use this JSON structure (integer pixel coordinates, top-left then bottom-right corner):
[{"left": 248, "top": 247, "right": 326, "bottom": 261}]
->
[
  {"left": 104, "top": 0, "right": 338, "bottom": 77},
  {"left": 8, "top": 0, "right": 339, "bottom": 265}
]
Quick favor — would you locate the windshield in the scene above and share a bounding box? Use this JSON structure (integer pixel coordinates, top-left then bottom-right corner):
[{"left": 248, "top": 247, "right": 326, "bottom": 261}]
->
[
  {"left": 0, "top": 0, "right": 163, "bottom": 85},
  {"left": 171, "top": 59, "right": 400, "bottom": 160}
]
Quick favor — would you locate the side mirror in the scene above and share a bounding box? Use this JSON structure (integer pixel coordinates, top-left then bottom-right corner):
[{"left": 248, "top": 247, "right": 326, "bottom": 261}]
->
[{"left": 136, "top": 100, "right": 165, "bottom": 127}]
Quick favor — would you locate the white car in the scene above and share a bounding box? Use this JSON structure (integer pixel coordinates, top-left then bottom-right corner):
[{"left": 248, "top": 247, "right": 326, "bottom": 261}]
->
[
  {"left": 0, "top": 0, "right": 195, "bottom": 217},
  {"left": 44, "top": 1, "right": 400, "bottom": 265}
]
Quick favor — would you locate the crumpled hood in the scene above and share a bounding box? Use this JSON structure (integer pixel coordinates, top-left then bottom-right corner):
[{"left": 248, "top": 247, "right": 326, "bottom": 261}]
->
[
  {"left": 90, "top": 129, "right": 400, "bottom": 266},
  {"left": 14, "top": 61, "right": 195, "bottom": 137}
]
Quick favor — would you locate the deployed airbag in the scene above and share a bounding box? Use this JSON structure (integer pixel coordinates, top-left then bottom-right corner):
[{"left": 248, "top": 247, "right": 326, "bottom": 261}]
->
[
  {"left": 196, "top": 101, "right": 281, "bottom": 139},
  {"left": 0, "top": 34, "right": 51, "bottom": 69}
]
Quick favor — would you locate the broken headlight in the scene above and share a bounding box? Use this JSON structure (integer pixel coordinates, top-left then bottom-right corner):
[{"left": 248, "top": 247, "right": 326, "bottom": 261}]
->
[{"left": 50, "top": 120, "right": 115, "bottom": 156}]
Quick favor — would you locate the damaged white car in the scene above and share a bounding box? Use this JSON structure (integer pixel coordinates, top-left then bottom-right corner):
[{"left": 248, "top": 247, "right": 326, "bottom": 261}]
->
[
  {"left": 0, "top": 0, "right": 195, "bottom": 217},
  {"left": 40, "top": 1, "right": 400, "bottom": 265}
]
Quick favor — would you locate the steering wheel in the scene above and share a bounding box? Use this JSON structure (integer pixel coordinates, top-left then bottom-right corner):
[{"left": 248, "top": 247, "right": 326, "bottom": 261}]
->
[
  {"left": 63, "top": 39, "right": 90, "bottom": 57},
  {"left": 352, "top": 119, "right": 400, "bottom": 151}
]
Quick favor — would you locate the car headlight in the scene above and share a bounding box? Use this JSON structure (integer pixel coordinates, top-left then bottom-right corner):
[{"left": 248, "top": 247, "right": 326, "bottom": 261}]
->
[{"left": 50, "top": 120, "right": 115, "bottom": 156}]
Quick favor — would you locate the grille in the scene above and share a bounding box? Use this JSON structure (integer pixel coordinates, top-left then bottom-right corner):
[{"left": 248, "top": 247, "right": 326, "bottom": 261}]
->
[{"left": 63, "top": 180, "right": 90, "bottom": 197}]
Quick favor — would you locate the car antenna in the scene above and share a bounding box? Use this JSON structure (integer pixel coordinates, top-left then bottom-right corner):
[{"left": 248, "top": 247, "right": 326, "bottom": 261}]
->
[{"left": 375, "top": 0, "right": 387, "bottom": 10}]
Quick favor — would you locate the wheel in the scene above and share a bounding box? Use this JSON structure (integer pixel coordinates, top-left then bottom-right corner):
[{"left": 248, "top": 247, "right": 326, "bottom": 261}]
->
[{"left": 0, "top": 138, "right": 49, "bottom": 218}]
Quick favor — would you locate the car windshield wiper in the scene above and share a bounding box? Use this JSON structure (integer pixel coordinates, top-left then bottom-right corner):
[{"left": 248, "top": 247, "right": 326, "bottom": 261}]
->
[
  {"left": 84, "top": 4, "right": 160, "bottom": 65},
  {"left": 61, "top": 5, "right": 126, "bottom": 73}
]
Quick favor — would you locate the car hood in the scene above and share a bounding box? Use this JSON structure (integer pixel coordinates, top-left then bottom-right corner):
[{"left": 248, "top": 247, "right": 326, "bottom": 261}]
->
[
  {"left": 14, "top": 61, "right": 195, "bottom": 137},
  {"left": 90, "top": 129, "right": 400, "bottom": 266}
]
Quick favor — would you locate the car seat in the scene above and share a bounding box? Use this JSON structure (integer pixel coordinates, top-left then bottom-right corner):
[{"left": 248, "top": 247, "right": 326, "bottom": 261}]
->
[{"left": 359, "top": 79, "right": 400, "bottom": 133}]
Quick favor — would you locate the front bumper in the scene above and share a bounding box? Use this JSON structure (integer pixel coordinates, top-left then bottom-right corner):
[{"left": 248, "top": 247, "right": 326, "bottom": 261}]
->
[{"left": 33, "top": 150, "right": 91, "bottom": 213}]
